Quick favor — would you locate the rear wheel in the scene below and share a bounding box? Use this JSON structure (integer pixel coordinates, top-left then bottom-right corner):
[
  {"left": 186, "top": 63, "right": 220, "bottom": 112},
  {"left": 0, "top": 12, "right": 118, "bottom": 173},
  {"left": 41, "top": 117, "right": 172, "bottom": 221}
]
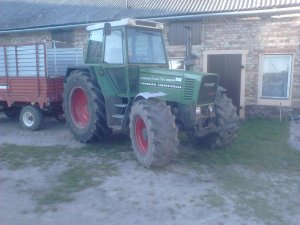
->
[
  {"left": 63, "top": 70, "right": 111, "bottom": 143},
  {"left": 19, "top": 105, "right": 43, "bottom": 131},
  {"left": 129, "top": 99, "right": 179, "bottom": 168}
]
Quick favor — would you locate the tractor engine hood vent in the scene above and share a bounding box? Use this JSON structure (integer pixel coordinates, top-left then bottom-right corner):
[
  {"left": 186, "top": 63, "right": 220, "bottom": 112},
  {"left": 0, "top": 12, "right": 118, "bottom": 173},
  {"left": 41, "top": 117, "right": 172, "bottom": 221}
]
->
[{"left": 198, "top": 75, "right": 218, "bottom": 105}]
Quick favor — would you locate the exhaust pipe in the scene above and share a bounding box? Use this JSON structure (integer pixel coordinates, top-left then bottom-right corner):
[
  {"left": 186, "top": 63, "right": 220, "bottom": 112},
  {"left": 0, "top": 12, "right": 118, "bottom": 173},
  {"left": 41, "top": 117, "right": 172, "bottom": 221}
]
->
[{"left": 184, "top": 25, "right": 198, "bottom": 71}]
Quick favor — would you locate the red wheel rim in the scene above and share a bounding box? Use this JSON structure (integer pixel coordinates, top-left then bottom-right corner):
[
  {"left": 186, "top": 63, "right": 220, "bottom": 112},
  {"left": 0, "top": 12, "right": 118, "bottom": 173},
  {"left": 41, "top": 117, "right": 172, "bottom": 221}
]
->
[
  {"left": 70, "top": 87, "right": 89, "bottom": 128},
  {"left": 135, "top": 117, "right": 148, "bottom": 154}
]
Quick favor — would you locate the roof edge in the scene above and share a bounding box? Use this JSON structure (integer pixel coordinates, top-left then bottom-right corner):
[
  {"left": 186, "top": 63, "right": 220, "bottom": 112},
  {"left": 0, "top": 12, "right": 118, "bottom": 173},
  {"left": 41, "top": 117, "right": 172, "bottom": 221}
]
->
[
  {"left": 149, "top": 6, "right": 300, "bottom": 21},
  {"left": 1, "top": 6, "right": 300, "bottom": 34}
]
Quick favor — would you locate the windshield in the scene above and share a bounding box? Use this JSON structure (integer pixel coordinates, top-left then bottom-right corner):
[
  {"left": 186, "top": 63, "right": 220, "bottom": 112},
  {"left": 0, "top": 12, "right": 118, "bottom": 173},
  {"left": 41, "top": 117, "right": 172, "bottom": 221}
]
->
[{"left": 127, "top": 27, "right": 167, "bottom": 64}]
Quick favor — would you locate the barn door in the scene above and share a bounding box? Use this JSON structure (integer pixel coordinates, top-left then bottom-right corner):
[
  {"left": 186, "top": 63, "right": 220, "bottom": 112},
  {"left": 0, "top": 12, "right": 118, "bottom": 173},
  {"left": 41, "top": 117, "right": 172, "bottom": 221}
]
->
[{"left": 207, "top": 54, "right": 242, "bottom": 115}]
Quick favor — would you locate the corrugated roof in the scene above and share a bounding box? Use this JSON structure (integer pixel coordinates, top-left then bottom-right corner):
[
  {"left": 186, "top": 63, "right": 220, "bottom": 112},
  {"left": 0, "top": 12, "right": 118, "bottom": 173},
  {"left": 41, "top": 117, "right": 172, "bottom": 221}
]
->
[{"left": 1, "top": 0, "right": 300, "bottom": 31}]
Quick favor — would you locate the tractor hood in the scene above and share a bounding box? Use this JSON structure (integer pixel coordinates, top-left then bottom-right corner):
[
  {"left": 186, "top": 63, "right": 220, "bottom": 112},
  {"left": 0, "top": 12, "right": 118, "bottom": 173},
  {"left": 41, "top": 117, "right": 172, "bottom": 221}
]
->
[
  {"left": 139, "top": 67, "right": 219, "bottom": 105},
  {"left": 140, "top": 67, "right": 217, "bottom": 81}
]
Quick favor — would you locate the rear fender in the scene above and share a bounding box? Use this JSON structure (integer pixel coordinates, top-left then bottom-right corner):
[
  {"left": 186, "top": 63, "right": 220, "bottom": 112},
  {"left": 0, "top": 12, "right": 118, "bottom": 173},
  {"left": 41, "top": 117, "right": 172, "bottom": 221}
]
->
[{"left": 65, "top": 67, "right": 96, "bottom": 82}]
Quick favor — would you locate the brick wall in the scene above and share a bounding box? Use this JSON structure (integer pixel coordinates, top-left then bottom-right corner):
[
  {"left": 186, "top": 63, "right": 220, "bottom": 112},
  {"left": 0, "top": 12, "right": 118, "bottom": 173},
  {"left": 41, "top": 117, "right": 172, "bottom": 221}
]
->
[
  {"left": 0, "top": 31, "right": 50, "bottom": 46},
  {"left": 163, "top": 16, "right": 300, "bottom": 117}
]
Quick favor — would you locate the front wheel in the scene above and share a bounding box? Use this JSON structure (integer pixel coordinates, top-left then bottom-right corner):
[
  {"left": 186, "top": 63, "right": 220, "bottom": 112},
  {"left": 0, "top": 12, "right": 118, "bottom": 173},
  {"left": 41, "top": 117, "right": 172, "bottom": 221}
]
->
[
  {"left": 200, "top": 93, "right": 239, "bottom": 148},
  {"left": 19, "top": 105, "right": 43, "bottom": 131},
  {"left": 188, "top": 93, "right": 239, "bottom": 149},
  {"left": 129, "top": 99, "right": 179, "bottom": 168}
]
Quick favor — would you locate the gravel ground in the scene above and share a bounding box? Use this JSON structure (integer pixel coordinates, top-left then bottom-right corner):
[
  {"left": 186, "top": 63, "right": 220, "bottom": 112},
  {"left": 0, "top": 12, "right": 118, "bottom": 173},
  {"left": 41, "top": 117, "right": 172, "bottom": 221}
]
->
[
  {"left": 1, "top": 114, "right": 300, "bottom": 225},
  {"left": 0, "top": 114, "right": 82, "bottom": 148}
]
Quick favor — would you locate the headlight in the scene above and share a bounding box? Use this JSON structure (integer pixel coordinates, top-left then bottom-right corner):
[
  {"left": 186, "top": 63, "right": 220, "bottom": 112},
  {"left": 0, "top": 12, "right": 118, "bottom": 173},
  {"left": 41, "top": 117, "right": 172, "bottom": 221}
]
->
[{"left": 196, "top": 106, "right": 201, "bottom": 114}]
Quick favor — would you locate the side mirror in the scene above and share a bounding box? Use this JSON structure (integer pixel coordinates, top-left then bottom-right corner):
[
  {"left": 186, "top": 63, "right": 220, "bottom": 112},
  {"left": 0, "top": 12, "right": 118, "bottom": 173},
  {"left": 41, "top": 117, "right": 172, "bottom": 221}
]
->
[{"left": 104, "top": 23, "right": 111, "bottom": 36}]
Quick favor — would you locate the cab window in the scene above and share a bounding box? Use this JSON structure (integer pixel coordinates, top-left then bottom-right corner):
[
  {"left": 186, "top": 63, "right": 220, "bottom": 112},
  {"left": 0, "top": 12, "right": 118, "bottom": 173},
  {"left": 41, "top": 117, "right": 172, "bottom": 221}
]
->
[
  {"left": 86, "top": 29, "right": 103, "bottom": 64},
  {"left": 104, "top": 30, "right": 124, "bottom": 64}
]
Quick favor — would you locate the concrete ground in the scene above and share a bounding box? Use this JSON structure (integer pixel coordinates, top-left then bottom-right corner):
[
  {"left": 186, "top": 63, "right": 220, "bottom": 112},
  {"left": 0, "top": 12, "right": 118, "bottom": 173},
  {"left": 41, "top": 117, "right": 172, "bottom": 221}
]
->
[{"left": 289, "top": 121, "right": 300, "bottom": 151}]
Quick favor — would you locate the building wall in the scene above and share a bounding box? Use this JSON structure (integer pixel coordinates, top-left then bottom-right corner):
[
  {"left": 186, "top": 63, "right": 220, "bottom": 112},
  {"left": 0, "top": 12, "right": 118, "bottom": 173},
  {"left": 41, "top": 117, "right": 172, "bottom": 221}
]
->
[
  {"left": 164, "top": 16, "right": 300, "bottom": 117},
  {"left": 1, "top": 15, "right": 299, "bottom": 118},
  {"left": 0, "top": 31, "right": 50, "bottom": 46}
]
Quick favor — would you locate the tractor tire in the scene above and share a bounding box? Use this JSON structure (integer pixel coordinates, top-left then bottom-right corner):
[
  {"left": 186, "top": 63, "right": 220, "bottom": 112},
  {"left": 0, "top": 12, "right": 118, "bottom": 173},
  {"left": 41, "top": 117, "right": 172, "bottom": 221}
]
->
[
  {"left": 19, "top": 105, "right": 43, "bottom": 131},
  {"left": 188, "top": 92, "right": 239, "bottom": 149},
  {"left": 129, "top": 99, "right": 179, "bottom": 168},
  {"left": 200, "top": 93, "right": 239, "bottom": 148},
  {"left": 4, "top": 107, "right": 20, "bottom": 119},
  {"left": 63, "top": 70, "right": 111, "bottom": 143}
]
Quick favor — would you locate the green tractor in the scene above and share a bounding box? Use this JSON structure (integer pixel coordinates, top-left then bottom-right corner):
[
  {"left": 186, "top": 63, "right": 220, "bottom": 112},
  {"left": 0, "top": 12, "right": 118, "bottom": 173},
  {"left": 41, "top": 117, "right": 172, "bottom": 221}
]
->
[{"left": 63, "top": 18, "right": 239, "bottom": 168}]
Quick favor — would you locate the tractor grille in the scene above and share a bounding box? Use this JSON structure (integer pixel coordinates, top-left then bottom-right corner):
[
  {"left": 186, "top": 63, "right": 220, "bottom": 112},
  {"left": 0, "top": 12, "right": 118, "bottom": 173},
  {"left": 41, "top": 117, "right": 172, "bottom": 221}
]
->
[
  {"left": 183, "top": 78, "right": 195, "bottom": 101},
  {"left": 197, "top": 75, "right": 218, "bottom": 105}
]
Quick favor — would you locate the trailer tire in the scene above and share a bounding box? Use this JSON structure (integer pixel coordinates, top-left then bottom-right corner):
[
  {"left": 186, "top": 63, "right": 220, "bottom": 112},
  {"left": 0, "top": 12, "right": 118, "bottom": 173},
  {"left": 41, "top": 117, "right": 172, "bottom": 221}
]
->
[
  {"left": 63, "top": 70, "right": 111, "bottom": 143},
  {"left": 129, "top": 99, "right": 179, "bottom": 168},
  {"left": 19, "top": 105, "right": 43, "bottom": 131},
  {"left": 4, "top": 107, "right": 20, "bottom": 119}
]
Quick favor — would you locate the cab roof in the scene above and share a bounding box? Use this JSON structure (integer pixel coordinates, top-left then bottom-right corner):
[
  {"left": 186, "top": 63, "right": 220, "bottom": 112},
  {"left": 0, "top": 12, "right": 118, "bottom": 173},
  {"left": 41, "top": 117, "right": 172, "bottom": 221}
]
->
[{"left": 87, "top": 18, "right": 163, "bottom": 31}]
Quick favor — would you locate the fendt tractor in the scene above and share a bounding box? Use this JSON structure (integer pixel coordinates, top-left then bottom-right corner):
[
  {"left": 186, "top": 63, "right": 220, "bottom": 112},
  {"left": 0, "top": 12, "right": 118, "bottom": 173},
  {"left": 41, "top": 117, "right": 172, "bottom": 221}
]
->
[{"left": 63, "top": 18, "right": 239, "bottom": 168}]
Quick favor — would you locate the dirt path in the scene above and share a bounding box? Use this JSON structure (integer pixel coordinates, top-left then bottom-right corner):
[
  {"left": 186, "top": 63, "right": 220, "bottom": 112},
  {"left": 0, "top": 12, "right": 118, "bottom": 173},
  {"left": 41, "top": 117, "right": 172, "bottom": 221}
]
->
[
  {"left": 1, "top": 114, "right": 300, "bottom": 225},
  {"left": 0, "top": 114, "right": 82, "bottom": 148}
]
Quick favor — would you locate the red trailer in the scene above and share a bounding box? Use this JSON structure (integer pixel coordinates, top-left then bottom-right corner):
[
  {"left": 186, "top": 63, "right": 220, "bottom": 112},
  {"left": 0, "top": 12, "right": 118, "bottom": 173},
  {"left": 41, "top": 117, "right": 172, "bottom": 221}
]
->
[{"left": 0, "top": 42, "right": 83, "bottom": 130}]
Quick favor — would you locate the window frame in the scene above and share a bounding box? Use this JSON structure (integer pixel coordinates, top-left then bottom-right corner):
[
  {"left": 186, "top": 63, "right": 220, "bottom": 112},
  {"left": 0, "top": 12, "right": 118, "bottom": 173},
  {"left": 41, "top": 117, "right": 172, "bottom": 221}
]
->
[{"left": 258, "top": 53, "right": 294, "bottom": 106}]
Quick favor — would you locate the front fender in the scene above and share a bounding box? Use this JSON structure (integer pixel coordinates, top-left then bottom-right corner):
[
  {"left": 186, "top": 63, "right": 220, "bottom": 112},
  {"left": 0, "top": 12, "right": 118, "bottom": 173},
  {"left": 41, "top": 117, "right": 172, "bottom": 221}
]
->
[{"left": 133, "top": 92, "right": 167, "bottom": 102}]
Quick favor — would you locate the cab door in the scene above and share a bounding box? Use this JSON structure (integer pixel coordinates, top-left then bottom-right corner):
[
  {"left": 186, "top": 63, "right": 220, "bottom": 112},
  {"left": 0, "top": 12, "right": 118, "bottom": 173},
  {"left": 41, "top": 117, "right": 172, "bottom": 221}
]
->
[{"left": 102, "top": 29, "right": 128, "bottom": 96}]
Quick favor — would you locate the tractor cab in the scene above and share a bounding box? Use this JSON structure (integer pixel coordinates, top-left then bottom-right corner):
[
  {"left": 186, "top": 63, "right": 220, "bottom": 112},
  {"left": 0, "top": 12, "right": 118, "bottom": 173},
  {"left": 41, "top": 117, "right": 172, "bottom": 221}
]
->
[{"left": 85, "top": 19, "right": 169, "bottom": 97}]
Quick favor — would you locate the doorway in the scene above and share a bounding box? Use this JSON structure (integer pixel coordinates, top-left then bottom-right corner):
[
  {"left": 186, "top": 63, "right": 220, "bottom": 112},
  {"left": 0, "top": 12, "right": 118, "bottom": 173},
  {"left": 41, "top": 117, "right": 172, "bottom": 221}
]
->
[{"left": 206, "top": 53, "right": 245, "bottom": 116}]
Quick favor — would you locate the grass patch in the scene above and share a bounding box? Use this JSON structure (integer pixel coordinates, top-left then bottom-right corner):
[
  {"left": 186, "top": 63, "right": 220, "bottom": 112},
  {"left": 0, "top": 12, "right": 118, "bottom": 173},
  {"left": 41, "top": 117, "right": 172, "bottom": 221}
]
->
[
  {"left": 180, "top": 119, "right": 300, "bottom": 224},
  {"left": 0, "top": 133, "right": 133, "bottom": 171},
  {"left": 180, "top": 118, "right": 300, "bottom": 172},
  {"left": 34, "top": 161, "right": 119, "bottom": 212}
]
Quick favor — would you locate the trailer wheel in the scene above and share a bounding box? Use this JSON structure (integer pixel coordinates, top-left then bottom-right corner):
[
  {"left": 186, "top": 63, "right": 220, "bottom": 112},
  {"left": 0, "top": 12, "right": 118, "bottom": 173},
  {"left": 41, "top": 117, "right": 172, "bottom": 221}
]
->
[
  {"left": 129, "top": 99, "right": 179, "bottom": 168},
  {"left": 63, "top": 70, "right": 111, "bottom": 143},
  {"left": 19, "top": 105, "right": 43, "bottom": 131},
  {"left": 4, "top": 107, "right": 20, "bottom": 119}
]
